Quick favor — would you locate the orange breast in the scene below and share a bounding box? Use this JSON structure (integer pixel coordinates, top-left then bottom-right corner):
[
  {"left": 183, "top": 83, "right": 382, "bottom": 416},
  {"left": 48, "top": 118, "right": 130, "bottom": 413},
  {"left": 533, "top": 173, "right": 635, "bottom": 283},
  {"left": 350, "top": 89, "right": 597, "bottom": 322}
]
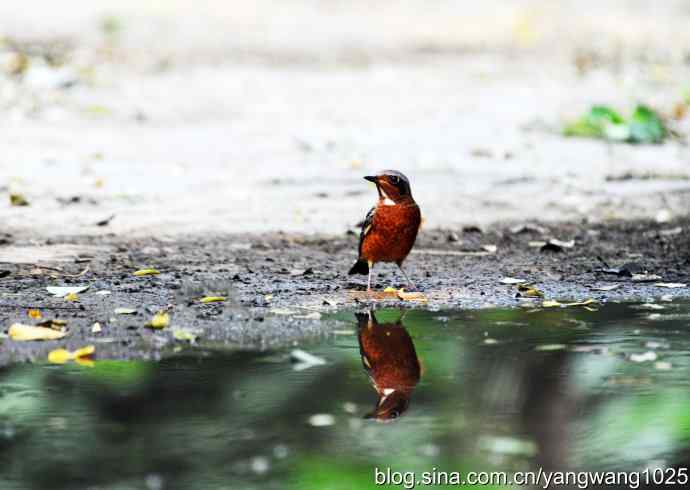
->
[{"left": 361, "top": 203, "right": 421, "bottom": 264}]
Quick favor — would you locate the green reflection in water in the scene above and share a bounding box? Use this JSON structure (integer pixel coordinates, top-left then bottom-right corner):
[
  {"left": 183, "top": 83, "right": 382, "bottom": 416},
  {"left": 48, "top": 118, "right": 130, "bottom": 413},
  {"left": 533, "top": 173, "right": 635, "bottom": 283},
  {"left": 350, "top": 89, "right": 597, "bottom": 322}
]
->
[{"left": 1, "top": 302, "right": 689, "bottom": 489}]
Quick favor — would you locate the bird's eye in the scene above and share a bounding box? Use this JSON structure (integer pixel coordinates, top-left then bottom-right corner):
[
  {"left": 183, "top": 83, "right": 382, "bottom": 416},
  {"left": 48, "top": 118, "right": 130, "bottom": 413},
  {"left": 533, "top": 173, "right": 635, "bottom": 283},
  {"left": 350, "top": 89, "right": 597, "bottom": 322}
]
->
[
  {"left": 389, "top": 411, "right": 399, "bottom": 419},
  {"left": 390, "top": 175, "right": 400, "bottom": 184}
]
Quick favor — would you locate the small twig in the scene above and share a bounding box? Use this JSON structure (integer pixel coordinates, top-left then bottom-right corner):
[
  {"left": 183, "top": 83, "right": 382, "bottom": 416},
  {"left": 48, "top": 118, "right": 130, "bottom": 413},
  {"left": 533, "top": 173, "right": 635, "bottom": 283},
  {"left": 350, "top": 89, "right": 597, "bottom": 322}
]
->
[
  {"left": 31, "top": 265, "right": 63, "bottom": 273},
  {"left": 64, "top": 265, "right": 90, "bottom": 277}
]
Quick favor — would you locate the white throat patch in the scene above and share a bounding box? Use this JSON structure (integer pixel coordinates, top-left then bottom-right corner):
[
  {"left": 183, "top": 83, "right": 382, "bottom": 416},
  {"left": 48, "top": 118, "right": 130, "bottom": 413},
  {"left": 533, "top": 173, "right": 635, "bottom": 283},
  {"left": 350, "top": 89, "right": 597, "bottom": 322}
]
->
[{"left": 380, "top": 188, "right": 396, "bottom": 206}]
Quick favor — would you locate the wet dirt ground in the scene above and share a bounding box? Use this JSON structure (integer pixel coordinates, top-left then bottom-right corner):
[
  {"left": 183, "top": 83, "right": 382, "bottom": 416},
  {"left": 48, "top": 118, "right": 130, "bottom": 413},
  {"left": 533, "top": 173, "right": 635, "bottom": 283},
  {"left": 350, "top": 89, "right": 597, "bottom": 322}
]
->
[{"left": 1, "top": 218, "right": 688, "bottom": 364}]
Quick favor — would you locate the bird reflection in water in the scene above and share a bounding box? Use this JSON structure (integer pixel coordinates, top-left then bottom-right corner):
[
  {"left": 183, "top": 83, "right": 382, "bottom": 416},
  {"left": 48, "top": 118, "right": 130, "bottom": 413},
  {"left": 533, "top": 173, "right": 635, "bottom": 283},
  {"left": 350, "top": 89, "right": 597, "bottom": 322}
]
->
[{"left": 356, "top": 310, "right": 421, "bottom": 422}]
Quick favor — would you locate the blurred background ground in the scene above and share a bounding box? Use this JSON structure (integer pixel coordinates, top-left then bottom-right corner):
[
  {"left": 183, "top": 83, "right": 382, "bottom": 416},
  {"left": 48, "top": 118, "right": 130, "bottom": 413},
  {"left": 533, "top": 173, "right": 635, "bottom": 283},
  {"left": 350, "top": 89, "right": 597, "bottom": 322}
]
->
[{"left": 1, "top": 0, "right": 690, "bottom": 239}]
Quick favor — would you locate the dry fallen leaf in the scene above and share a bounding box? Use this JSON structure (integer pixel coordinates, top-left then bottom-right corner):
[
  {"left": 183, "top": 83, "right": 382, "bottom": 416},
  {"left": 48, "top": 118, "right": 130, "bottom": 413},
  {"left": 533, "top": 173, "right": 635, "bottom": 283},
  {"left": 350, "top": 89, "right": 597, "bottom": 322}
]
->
[
  {"left": 114, "top": 307, "right": 137, "bottom": 315},
  {"left": 542, "top": 298, "right": 597, "bottom": 308},
  {"left": 37, "top": 318, "right": 67, "bottom": 328},
  {"left": 9, "top": 323, "right": 67, "bottom": 341},
  {"left": 46, "top": 285, "right": 90, "bottom": 297},
  {"left": 200, "top": 296, "right": 226, "bottom": 303},
  {"left": 48, "top": 345, "right": 95, "bottom": 366},
  {"left": 632, "top": 274, "right": 662, "bottom": 283},
  {"left": 501, "top": 277, "right": 527, "bottom": 285},
  {"left": 9, "top": 193, "right": 29, "bottom": 206},
  {"left": 47, "top": 349, "right": 72, "bottom": 364},
  {"left": 517, "top": 284, "right": 544, "bottom": 298},
  {"left": 654, "top": 282, "right": 686, "bottom": 289},
  {"left": 172, "top": 327, "right": 201, "bottom": 343},
  {"left": 590, "top": 284, "right": 621, "bottom": 291},
  {"left": 133, "top": 268, "right": 160, "bottom": 276},
  {"left": 27, "top": 309, "right": 42, "bottom": 319},
  {"left": 397, "top": 289, "right": 428, "bottom": 302},
  {"left": 146, "top": 312, "right": 170, "bottom": 329}
]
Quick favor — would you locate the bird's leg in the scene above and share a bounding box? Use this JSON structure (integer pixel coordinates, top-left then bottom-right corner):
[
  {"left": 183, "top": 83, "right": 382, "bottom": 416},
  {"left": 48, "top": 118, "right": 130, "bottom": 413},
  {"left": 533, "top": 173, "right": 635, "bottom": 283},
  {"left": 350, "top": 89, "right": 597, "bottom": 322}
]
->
[
  {"left": 367, "top": 262, "right": 373, "bottom": 292},
  {"left": 397, "top": 264, "right": 416, "bottom": 291}
]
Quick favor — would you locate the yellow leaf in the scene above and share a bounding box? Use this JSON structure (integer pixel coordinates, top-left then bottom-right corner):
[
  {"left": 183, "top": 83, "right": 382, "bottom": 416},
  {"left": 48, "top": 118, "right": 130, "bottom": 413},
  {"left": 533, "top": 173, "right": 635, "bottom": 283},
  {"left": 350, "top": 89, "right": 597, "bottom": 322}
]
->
[
  {"left": 264, "top": 294, "right": 273, "bottom": 301},
  {"left": 517, "top": 284, "right": 544, "bottom": 298},
  {"left": 542, "top": 299, "right": 597, "bottom": 308},
  {"left": 64, "top": 292, "right": 79, "bottom": 302},
  {"left": 9, "top": 323, "right": 67, "bottom": 341},
  {"left": 172, "top": 328, "right": 200, "bottom": 343},
  {"left": 73, "top": 345, "right": 95, "bottom": 359},
  {"left": 383, "top": 287, "right": 398, "bottom": 293},
  {"left": 48, "top": 348, "right": 71, "bottom": 364},
  {"left": 9, "top": 193, "right": 29, "bottom": 206},
  {"left": 147, "top": 312, "right": 170, "bottom": 329},
  {"left": 27, "top": 309, "right": 42, "bottom": 319},
  {"left": 200, "top": 296, "right": 226, "bottom": 303},
  {"left": 48, "top": 345, "right": 95, "bottom": 365},
  {"left": 133, "top": 268, "right": 160, "bottom": 276},
  {"left": 74, "top": 357, "right": 95, "bottom": 368},
  {"left": 397, "top": 289, "right": 428, "bottom": 302}
]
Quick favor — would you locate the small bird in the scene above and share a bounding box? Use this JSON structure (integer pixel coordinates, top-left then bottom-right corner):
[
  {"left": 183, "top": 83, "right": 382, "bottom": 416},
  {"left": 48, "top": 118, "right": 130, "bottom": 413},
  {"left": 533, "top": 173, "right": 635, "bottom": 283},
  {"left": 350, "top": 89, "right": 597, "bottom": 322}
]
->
[
  {"left": 349, "top": 170, "right": 421, "bottom": 291},
  {"left": 356, "top": 310, "right": 421, "bottom": 421}
]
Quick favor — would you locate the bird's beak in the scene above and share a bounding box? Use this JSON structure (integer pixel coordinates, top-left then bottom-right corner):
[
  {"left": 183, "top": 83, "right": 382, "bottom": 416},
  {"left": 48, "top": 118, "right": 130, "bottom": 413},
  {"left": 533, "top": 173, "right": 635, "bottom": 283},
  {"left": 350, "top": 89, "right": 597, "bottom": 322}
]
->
[{"left": 364, "top": 175, "right": 378, "bottom": 183}]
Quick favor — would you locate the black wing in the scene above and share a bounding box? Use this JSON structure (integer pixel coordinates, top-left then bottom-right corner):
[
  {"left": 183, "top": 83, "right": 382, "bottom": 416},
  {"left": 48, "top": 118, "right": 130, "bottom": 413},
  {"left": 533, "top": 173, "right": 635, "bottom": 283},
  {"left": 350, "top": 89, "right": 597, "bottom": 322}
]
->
[{"left": 357, "top": 206, "right": 376, "bottom": 258}]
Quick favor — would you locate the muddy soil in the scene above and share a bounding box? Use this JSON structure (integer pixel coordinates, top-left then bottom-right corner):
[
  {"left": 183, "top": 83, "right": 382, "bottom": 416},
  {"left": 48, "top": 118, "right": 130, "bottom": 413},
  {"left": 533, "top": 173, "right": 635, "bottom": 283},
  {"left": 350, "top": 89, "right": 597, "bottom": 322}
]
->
[{"left": 1, "top": 218, "right": 688, "bottom": 364}]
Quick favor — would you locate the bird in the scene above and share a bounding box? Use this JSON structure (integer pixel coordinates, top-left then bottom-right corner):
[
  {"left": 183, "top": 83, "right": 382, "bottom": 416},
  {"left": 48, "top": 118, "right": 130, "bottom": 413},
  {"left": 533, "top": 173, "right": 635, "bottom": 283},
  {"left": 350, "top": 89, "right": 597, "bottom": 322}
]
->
[
  {"left": 348, "top": 170, "right": 421, "bottom": 291},
  {"left": 356, "top": 310, "right": 421, "bottom": 421}
]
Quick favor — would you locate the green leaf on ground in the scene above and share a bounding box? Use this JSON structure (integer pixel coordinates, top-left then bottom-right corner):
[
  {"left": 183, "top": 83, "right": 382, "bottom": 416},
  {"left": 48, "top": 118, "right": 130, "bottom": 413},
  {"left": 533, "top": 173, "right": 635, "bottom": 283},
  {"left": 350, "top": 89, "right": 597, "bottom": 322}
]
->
[
  {"left": 564, "top": 104, "right": 666, "bottom": 144},
  {"left": 628, "top": 105, "right": 666, "bottom": 143}
]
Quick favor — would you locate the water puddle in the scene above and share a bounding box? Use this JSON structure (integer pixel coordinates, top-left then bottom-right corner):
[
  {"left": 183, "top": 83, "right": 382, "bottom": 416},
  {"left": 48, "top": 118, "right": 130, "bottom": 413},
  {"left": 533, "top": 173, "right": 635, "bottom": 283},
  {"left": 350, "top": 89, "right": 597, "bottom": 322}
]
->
[{"left": 2, "top": 302, "right": 690, "bottom": 489}]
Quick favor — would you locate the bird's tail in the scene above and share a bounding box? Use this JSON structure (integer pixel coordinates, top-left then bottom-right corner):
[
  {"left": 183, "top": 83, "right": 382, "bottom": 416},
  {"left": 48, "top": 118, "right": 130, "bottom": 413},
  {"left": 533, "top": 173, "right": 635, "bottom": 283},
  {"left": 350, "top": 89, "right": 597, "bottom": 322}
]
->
[{"left": 349, "top": 259, "right": 369, "bottom": 275}]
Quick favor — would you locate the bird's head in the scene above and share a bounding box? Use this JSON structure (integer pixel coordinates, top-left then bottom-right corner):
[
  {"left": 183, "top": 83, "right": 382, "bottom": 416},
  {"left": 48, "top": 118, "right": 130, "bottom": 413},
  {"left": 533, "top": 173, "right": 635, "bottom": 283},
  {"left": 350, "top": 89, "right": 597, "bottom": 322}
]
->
[
  {"left": 364, "top": 390, "right": 411, "bottom": 422},
  {"left": 364, "top": 170, "right": 412, "bottom": 204}
]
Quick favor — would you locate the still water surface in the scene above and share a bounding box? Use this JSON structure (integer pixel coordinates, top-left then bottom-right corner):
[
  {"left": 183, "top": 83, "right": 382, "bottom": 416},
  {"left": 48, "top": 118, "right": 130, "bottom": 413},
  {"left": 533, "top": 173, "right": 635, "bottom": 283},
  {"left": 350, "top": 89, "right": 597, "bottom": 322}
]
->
[{"left": 2, "top": 302, "right": 690, "bottom": 489}]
